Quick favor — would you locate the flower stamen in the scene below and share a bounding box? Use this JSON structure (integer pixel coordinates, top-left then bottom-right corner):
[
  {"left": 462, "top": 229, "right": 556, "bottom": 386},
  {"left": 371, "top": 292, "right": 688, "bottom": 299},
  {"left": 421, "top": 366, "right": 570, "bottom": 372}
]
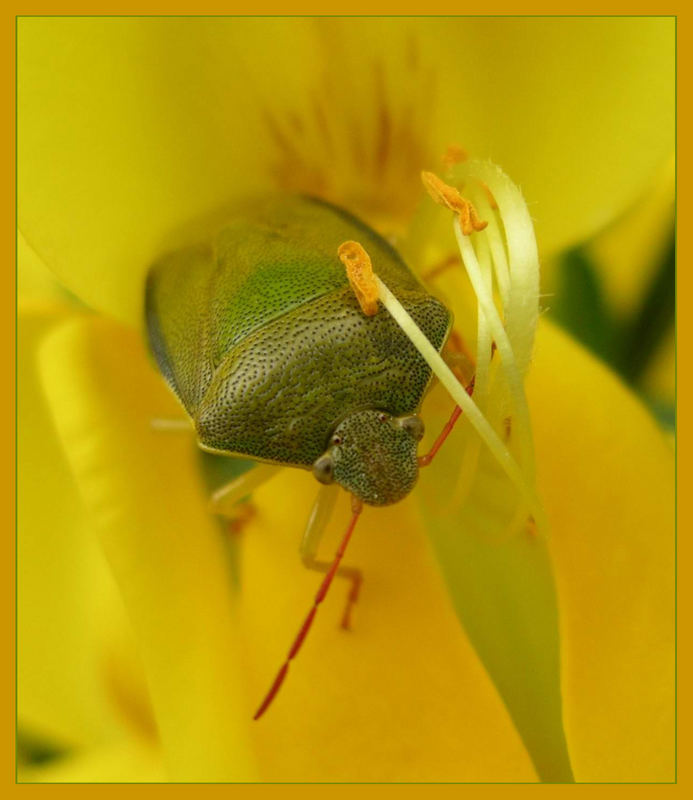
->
[
  {"left": 430, "top": 159, "right": 547, "bottom": 535},
  {"left": 337, "top": 240, "right": 380, "bottom": 316},
  {"left": 420, "top": 170, "right": 488, "bottom": 235},
  {"left": 480, "top": 180, "right": 499, "bottom": 210},
  {"left": 337, "top": 240, "right": 546, "bottom": 531}
]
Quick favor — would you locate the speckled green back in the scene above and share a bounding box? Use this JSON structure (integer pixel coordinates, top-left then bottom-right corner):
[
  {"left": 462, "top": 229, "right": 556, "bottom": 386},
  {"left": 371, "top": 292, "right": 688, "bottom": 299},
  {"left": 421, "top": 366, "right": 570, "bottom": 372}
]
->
[{"left": 146, "top": 196, "right": 453, "bottom": 467}]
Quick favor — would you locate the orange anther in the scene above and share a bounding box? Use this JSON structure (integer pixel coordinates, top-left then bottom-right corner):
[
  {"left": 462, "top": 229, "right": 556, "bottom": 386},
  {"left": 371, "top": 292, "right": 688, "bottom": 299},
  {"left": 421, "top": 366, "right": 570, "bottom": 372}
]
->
[
  {"left": 421, "top": 170, "right": 465, "bottom": 213},
  {"left": 338, "top": 241, "right": 380, "bottom": 317},
  {"left": 459, "top": 198, "right": 489, "bottom": 236},
  {"left": 421, "top": 171, "right": 488, "bottom": 236},
  {"left": 442, "top": 144, "right": 468, "bottom": 170}
]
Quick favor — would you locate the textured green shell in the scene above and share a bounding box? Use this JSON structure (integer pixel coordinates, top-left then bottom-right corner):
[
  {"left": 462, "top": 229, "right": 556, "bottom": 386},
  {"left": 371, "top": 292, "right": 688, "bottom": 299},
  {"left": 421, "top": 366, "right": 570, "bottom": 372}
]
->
[{"left": 146, "top": 195, "right": 452, "bottom": 469}]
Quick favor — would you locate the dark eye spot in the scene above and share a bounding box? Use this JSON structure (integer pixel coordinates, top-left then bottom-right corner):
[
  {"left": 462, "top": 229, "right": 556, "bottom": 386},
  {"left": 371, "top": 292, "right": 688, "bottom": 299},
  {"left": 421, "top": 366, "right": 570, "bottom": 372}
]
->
[
  {"left": 378, "top": 413, "right": 388, "bottom": 423},
  {"left": 332, "top": 435, "right": 342, "bottom": 445},
  {"left": 313, "top": 454, "right": 335, "bottom": 485},
  {"left": 399, "top": 415, "right": 425, "bottom": 441}
]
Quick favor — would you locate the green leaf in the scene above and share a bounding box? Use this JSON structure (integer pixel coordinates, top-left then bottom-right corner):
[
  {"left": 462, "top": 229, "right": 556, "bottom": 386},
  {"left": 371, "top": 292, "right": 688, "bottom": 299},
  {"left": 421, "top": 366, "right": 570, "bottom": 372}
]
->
[
  {"left": 552, "top": 247, "right": 619, "bottom": 367},
  {"left": 617, "top": 232, "right": 675, "bottom": 386}
]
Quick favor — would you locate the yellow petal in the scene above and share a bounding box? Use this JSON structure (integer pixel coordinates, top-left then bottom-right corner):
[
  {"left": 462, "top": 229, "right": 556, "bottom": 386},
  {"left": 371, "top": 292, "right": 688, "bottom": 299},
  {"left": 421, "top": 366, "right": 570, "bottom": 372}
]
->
[
  {"left": 19, "top": 738, "right": 164, "bottom": 783},
  {"left": 17, "top": 232, "right": 67, "bottom": 307},
  {"left": 239, "top": 470, "right": 536, "bottom": 781},
  {"left": 38, "top": 317, "right": 256, "bottom": 781},
  {"left": 18, "top": 17, "right": 281, "bottom": 325},
  {"left": 528, "top": 320, "right": 674, "bottom": 781},
  {"left": 588, "top": 158, "right": 675, "bottom": 317},
  {"left": 419, "top": 317, "right": 674, "bottom": 782},
  {"left": 641, "top": 334, "right": 676, "bottom": 410},
  {"left": 430, "top": 18, "right": 674, "bottom": 255},
  {"left": 18, "top": 307, "right": 128, "bottom": 748},
  {"left": 26, "top": 284, "right": 673, "bottom": 781},
  {"left": 19, "top": 18, "right": 673, "bottom": 324},
  {"left": 36, "top": 315, "right": 537, "bottom": 780}
]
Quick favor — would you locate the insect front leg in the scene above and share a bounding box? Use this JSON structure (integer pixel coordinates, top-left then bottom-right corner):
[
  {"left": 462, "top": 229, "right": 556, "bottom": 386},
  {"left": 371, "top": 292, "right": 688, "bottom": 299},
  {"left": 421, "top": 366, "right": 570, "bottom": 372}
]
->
[
  {"left": 209, "top": 464, "right": 282, "bottom": 533},
  {"left": 419, "top": 368, "right": 476, "bottom": 468},
  {"left": 419, "top": 324, "right": 478, "bottom": 468},
  {"left": 150, "top": 417, "right": 194, "bottom": 432},
  {"left": 442, "top": 347, "right": 475, "bottom": 387},
  {"left": 301, "top": 485, "right": 363, "bottom": 630}
]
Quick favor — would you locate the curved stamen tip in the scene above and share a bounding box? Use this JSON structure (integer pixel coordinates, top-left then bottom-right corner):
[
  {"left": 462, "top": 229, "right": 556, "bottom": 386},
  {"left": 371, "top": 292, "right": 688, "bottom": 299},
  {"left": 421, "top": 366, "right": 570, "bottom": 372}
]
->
[
  {"left": 338, "top": 240, "right": 380, "bottom": 316},
  {"left": 420, "top": 170, "right": 488, "bottom": 235}
]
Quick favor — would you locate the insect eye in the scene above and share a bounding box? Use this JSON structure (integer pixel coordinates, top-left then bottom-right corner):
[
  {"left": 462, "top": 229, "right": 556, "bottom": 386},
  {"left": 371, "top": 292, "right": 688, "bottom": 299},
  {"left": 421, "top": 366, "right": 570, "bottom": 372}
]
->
[
  {"left": 378, "top": 413, "right": 389, "bottom": 423},
  {"left": 312, "top": 454, "right": 335, "bottom": 485},
  {"left": 332, "top": 435, "right": 343, "bottom": 445},
  {"left": 398, "top": 415, "right": 425, "bottom": 441}
]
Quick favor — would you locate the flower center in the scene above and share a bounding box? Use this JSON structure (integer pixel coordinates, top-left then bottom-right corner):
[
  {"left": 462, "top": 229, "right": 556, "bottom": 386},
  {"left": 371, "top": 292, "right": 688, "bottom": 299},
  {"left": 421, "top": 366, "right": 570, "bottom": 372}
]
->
[
  {"left": 264, "top": 26, "right": 435, "bottom": 234},
  {"left": 338, "top": 161, "right": 547, "bottom": 535}
]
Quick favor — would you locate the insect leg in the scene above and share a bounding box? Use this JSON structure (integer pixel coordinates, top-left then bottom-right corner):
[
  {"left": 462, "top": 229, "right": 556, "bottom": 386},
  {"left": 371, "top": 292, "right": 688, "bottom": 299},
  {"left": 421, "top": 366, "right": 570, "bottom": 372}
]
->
[
  {"left": 254, "top": 496, "right": 363, "bottom": 720},
  {"left": 300, "top": 485, "right": 363, "bottom": 631},
  {"left": 445, "top": 326, "right": 477, "bottom": 365},
  {"left": 209, "top": 464, "right": 282, "bottom": 520},
  {"left": 442, "top": 348, "right": 475, "bottom": 387},
  {"left": 418, "top": 376, "right": 476, "bottom": 468},
  {"left": 421, "top": 253, "right": 461, "bottom": 282},
  {"left": 150, "top": 417, "right": 193, "bottom": 432}
]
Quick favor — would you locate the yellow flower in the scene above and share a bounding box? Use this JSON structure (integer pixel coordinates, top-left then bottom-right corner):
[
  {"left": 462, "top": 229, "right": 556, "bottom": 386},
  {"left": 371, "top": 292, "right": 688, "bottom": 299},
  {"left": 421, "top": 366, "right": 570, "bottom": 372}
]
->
[{"left": 18, "top": 17, "right": 674, "bottom": 782}]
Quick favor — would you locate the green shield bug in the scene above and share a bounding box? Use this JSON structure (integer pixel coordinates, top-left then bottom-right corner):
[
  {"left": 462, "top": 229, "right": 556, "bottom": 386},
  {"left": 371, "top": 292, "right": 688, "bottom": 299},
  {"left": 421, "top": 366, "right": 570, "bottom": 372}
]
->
[{"left": 145, "top": 194, "right": 461, "bottom": 718}]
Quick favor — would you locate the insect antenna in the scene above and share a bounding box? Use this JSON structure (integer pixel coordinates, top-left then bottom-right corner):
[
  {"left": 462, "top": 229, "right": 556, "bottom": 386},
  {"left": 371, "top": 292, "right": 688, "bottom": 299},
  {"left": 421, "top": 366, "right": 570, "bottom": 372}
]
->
[{"left": 253, "top": 496, "right": 363, "bottom": 720}]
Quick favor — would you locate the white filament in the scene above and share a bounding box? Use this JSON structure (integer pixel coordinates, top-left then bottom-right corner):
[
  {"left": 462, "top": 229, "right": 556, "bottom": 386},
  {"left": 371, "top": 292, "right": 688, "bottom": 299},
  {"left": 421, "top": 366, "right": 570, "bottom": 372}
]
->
[
  {"left": 375, "top": 276, "right": 546, "bottom": 532},
  {"left": 377, "top": 159, "right": 547, "bottom": 536}
]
